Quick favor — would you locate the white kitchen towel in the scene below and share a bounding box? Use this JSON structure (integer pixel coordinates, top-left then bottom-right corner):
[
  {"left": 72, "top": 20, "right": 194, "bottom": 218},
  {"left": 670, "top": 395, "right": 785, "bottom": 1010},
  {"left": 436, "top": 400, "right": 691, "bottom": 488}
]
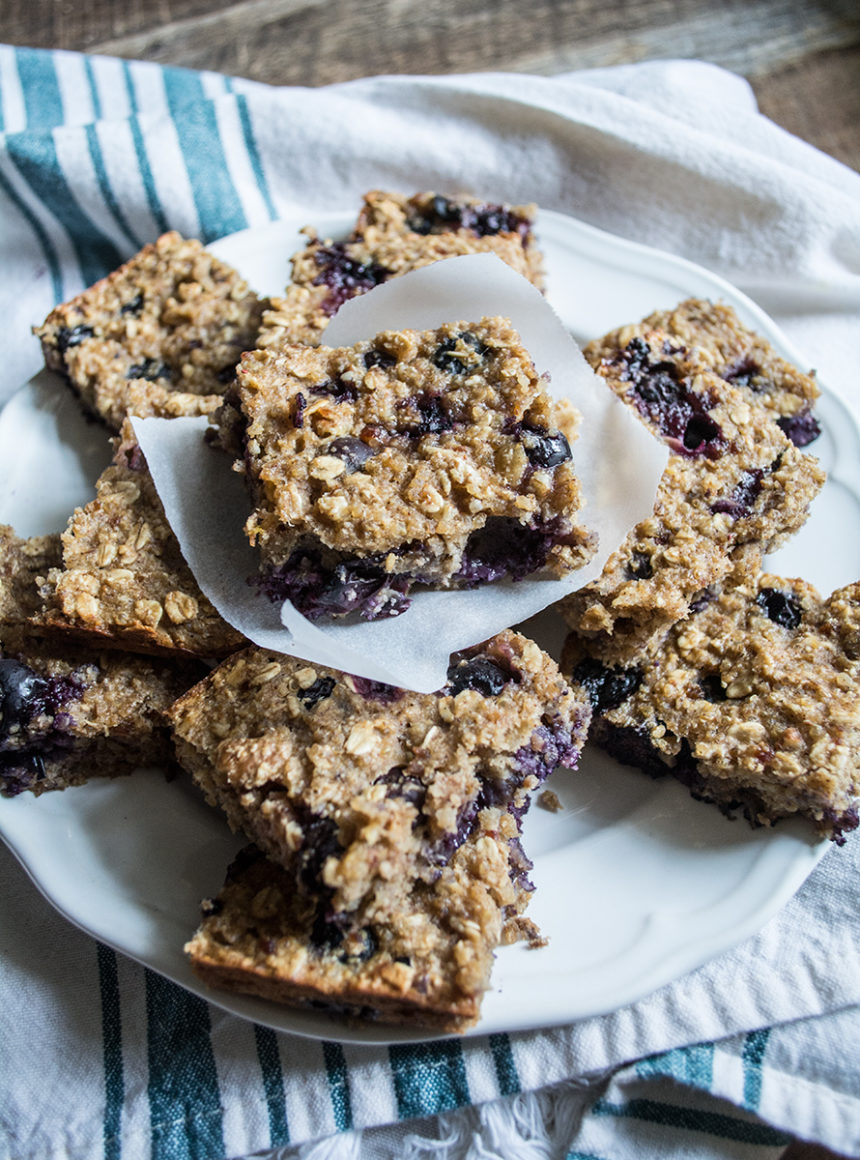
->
[{"left": 1, "top": 45, "right": 860, "bottom": 1160}]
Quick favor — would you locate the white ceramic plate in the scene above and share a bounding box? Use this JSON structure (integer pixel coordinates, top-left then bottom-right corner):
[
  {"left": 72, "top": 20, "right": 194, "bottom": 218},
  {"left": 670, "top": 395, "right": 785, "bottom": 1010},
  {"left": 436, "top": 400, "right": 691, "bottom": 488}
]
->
[{"left": 1, "top": 208, "right": 856, "bottom": 1045}]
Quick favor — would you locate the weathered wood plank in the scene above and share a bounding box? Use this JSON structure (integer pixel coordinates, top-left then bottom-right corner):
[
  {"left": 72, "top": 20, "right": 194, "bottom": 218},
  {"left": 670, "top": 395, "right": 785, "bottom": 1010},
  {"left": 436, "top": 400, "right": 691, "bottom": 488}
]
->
[{"left": 6, "top": 0, "right": 859, "bottom": 170}]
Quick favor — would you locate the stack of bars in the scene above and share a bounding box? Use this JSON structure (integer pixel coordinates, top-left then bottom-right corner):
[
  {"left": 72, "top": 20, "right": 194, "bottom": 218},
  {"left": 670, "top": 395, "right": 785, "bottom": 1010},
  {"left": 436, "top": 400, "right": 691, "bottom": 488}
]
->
[{"left": 1, "top": 188, "right": 854, "bottom": 1034}]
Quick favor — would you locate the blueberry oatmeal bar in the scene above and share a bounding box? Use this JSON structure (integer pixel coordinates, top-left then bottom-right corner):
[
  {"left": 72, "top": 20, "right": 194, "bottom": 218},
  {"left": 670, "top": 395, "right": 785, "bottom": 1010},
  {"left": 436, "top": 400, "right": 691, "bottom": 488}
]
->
[
  {"left": 585, "top": 299, "right": 821, "bottom": 447},
  {"left": 0, "top": 525, "right": 202, "bottom": 797},
  {"left": 186, "top": 827, "right": 527, "bottom": 1033},
  {"left": 31, "top": 432, "right": 245, "bottom": 659},
  {"left": 168, "top": 631, "right": 590, "bottom": 947},
  {"left": 256, "top": 190, "right": 543, "bottom": 351},
  {"left": 227, "top": 316, "right": 595, "bottom": 620},
  {"left": 563, "top": 570, "right": 860, "bottom": 843},
  {"left": 560, "top": 301, "right": 825, "bottom": 664},
  {"left": 35, "top": 232, "right": 267, "bottom": 432}
]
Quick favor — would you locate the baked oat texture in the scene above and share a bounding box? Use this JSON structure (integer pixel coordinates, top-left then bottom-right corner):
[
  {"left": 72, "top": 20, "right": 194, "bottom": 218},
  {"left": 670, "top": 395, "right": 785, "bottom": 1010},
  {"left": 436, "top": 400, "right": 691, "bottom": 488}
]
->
[
  {"left": 32, "top": 434, "right": 245, "bottom": 659},
  {"left": 173, "top": 631, "right": 591, "bottom": 1030},
  {"left": 1, "top": 524, "right": 202, "bottom": 796},
  {"left": 560, "top": 298, "right": 825, "bottom": 664},
  {"left": 228, "top": 316, "right": 595, "bottom": 620},
  {"left": 564, "top": 570, "right": 860, "bottom": 843},
  {"left": 35, "top": 231, "right": 267, "bottom": 431},
  {"left": 256, "top": 190, "right": 543, "bottom": 351}
]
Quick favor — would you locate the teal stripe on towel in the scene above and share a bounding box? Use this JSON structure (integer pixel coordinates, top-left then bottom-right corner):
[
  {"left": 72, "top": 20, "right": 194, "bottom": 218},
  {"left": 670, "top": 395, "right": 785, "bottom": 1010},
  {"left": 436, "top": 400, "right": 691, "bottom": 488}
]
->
[
  {"left": 322, "top": 1041, "right": 353, "bottom": 1131},
  {"left": 162, "top": 67, "right": 246, "bottom": 242},
  {"left": 85, "top": 123, "right": 140, "bottom": 250},
  {"left": 15, "top": 47, "right": 63, "bottom": 130},
  {"left": 145, "top": 971, "right": 225, "bottom": 1160},
  {"left": 0, "top": 163, "right": 63, "bottom": 301},
  {"left": 235, "top": 93, "right": 278, "bottom": 221},
  {"left": 637, "top": 1043, "right": 714, "bottom": 1090},
  {"left": 121, "top": 62, "right": 170, "bottom": 235},
  {"left": 389, "top": 1041, "right": 471, "bottom": 1121},
  {"left": 96, "top": 945, "right": 124, "bottom": 1160},
  {"left": 593, "top": 1096, "right": 790, "bottom": 1145},
  {"left": 6, "top": 128, "right": 123, "bottom": 285},
  {"left": 253, "top": 1025, "right": 290, "bottom": 1147},
  {"left": 489, "top": 1033, "right": 520, "bottom": 1096},
  {"left": 742, "top": 1029, "right": 770, "bottom": 1111}
]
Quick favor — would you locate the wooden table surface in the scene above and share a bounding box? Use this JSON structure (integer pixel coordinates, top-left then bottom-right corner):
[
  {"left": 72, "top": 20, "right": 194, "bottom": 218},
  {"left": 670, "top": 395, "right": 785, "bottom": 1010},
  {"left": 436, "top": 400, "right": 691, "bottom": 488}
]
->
[
  {"left": 5, "top": 4, "right": 858, "bottom": 1159},
  {"left": 7, "top": 0, "right": 860, "bottom": 173}
]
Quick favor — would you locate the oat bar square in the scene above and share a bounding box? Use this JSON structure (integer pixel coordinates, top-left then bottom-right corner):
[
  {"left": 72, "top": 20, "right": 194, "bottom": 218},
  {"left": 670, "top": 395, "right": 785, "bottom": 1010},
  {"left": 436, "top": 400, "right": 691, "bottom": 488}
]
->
[
  {"left": 229, "top": 316, "right": 595, "bottom": 620},
  {"left": 560, "top": 299, "right": 825, "bottom": 664},
  {"left": 257, "top": 190, "right": 543, "bottom": 350},
  {"left": 564, "top": 570, "right": 860, "bottom": 843},
  {"left": 35, "top": 231, "right": 267, "bottom": 431}
]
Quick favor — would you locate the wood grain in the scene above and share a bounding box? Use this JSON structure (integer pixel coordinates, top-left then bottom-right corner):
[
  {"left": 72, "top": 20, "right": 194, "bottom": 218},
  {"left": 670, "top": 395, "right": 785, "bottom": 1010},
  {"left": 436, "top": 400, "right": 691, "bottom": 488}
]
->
[{"left": 8, "top": 0, "right": 860, "bottom": 171}]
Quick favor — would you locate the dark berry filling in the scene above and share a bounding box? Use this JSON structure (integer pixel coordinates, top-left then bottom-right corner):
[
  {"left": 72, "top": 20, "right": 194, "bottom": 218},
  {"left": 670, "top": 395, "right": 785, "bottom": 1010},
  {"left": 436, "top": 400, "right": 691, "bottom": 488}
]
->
[
  {"left": 722, "top": 355, "right": 759, "bottom": 388},
  {"left": 711, "top": 467, "right": 765, "bottom": 520},
  {"left": 0, "top": 658, "right": 84, "bottom": 795},
  {"left": 364, "top": 349, "right": 396, "bottom": 370},
  {"left": 446, "top": 656, "right": 511, "bottom": 697},
  {"left": 312, "top": 243, "right": 390, "bottom": 316},
  {"left": 571, "top": 657, "right": 643, "bottom": 714},
  {"left": 120, "top": 292, "right": 144, "bottom": 316},
  {"left": 514, "top": 719, "right": 581, "bottom": 782},
  {"left": 375, "top": 766, "right": 426, "bottom": 810},
  {"left": 258, "top": 550, "right": 412, "bottom": 621},
  {"left": 822, "top": 805, "right": 860, "bottom": 847},
  {"left": 626, "top": 550, "right": 654, "bottom": 580},
  {"left": 699, "top": 673, "right": 727, "bottom": 702},
  {"left": 756, "top": 587, "right": 803, "bottom": 629},
  {"left": 402, "top": 393, "right": 454, "bottom": 437},
  {"left": 310, "top": 377, "right": 358, "bottom": 403},
  {"left": 424, "top": 798, "right": 481, "bottom": 869},
  {"left": 776, "top": 409, "right": 821, "bottom": 448},
  {"left": 56, "top": 324, "right": 95, "bottom": 354},
  {"left": 432, "top": 331, "right": 488, "bottom": 376},
  {"left": 296, "top": 676, "right": 336, "bottom": 709},
  {"left": 325, "top": 436, "right": 375, "bottom": 472},
  {"left": 350, "top": 676, "right": 403, "bottom": 703},
  {"left": 293, "top": 392, "right": 306, "bottom": 429},
  {"left": 513, "top": 422, "right": 572, "bottom": 470},
  {"left": 616, "top": 337, "right": 727, "bottom": 459},
  {"left": 407, "top": 195, "right": 530, "bottom": 241},
  {"left": 456, "top": 516, "right": 567, "bottom": 585},
  {"left": 126, "top": 357, "right": 171, "bottom": 381}
]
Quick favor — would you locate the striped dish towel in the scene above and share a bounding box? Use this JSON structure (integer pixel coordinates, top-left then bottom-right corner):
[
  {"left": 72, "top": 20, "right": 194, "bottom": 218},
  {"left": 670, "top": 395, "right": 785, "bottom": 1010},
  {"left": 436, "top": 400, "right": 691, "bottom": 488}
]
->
[{"left": 2, "top": 44, "right": 860, "bottom": 1160}]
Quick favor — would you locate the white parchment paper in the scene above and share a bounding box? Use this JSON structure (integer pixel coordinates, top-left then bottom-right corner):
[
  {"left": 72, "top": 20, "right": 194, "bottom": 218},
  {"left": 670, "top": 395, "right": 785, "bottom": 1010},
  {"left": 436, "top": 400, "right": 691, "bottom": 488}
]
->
[{"left": 133, "top": 254, "right": 666, "bottom": 691}]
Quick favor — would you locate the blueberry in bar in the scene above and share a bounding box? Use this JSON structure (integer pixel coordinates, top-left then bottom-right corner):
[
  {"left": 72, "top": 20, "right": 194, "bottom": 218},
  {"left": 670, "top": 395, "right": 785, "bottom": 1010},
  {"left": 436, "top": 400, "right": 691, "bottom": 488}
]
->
[
  {"left": 32, "top": 428, "right": 245, "bottom": 659},
  {"left": 35, "top": 232, "right": 268, "bottom": 432},
  {"left": 225, "top": 316, "right": 595, "bottom": 620},
  {"left": 255, "top": 190, "right": 543, "bottom": 351},
  {"left": 168, "top": 631, "right": 591, "bottom": 984},
  {"left": 559, "top": 300, "right": 825, "bottom": 665},
  {"left": 0, "top": 525, "right": 203, "bottom": 796},
  {"left": 563, "top": 570, "right": 860, "bottom": 844}
]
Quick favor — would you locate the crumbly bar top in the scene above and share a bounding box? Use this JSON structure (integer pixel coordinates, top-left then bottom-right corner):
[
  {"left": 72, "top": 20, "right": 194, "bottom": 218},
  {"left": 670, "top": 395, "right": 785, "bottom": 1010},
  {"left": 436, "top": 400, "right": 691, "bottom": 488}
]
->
[
  {"left": 257, "top": 190, "right": 543, "bottom": 350},
  {"left": 35, "top": 231, "right": 267, "bottom": 431},
  {"left": 187, "top": 828, "right": 523, "bottom": 1033},
  {"left": 168, "top": 631, "right": 591, "bottom": 926},
  {"left": 585, "top": 298, "right": 821, "bottom": 446},
  {"left": 228, "top": 316, "right": 594, "bottom": 619},
  {"left": 33, "top": 436, "right": 245, "bottom": 659},
  {"left": 560, "top": 300, "right": 825, "bottom": 664},
  {"left": 564, "top": 571, "right": 860, "bottom": 843},
  {"left": 0, "top": 525, "right": 62, "bottom": 654}
]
